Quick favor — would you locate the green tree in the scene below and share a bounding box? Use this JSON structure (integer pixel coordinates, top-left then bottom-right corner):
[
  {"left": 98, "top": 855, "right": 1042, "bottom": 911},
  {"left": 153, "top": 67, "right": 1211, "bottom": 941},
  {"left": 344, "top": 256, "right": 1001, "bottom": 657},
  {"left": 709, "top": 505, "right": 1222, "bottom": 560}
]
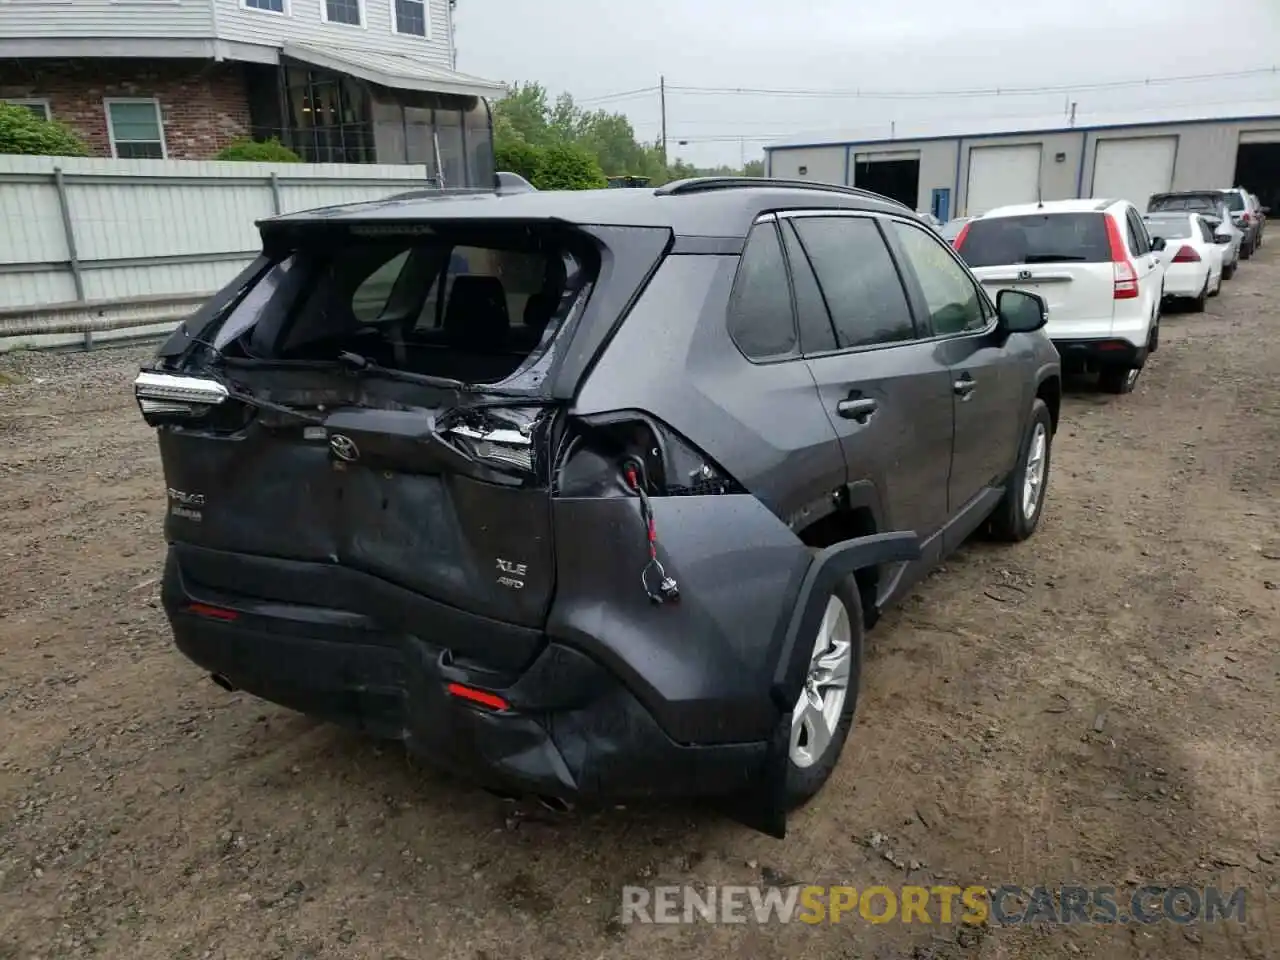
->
[
  {"left": 493, "top": 139, "right": 542, "bottom": 183},
  {"left": 215, "top": 137, "right": 301, "bottom": 163},
  {"left": 490, "top": 81, "right": 762, "bottom": 187},
  {"left": 743, "top": 159, "right": 765, "bottom": 177},
  {"left": 0, "top": 103, "right": 87, "bottom": 157},
  {"left": 532, "top": 142, "right": 607, "bottom": 191}
]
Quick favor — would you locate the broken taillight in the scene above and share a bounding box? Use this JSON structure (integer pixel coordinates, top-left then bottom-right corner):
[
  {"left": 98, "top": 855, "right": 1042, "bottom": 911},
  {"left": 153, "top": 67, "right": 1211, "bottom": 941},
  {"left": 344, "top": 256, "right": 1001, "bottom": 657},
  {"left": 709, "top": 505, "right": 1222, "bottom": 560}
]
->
[
  {"left": 134, "top": 371, "right": 229, "bottom": 424},
  {"left": 445, "top": 423, "right": 534, "bottom": 473}
]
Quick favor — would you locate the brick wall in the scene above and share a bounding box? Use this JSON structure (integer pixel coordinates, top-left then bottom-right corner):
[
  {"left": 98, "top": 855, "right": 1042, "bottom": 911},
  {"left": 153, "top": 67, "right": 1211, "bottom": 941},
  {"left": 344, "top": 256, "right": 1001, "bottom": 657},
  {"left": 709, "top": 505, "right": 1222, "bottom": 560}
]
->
[{"left": 0, "top": 58, "right": 252, "bottom": 159}]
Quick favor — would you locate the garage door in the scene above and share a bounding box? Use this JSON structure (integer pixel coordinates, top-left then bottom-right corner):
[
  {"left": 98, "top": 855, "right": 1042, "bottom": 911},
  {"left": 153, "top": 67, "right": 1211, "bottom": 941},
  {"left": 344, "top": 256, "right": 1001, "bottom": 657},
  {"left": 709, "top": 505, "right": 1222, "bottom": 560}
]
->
[
  {"left": 1091, "top": 137, "right": 1176, "bottom": 210},
  {"left": 964, "top": 144, "right": 1042, "bottom": 216},
  {"left": 1240, "top": 130, "right": 1280, "bottom": 144}
]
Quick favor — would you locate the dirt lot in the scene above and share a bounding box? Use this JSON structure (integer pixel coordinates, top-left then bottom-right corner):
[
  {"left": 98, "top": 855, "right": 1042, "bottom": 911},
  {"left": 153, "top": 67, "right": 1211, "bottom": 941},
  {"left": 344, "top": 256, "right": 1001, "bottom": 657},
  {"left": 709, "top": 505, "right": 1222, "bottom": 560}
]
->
[{"left": 1, "top": 249, "right": 1278, "bottom": 960}]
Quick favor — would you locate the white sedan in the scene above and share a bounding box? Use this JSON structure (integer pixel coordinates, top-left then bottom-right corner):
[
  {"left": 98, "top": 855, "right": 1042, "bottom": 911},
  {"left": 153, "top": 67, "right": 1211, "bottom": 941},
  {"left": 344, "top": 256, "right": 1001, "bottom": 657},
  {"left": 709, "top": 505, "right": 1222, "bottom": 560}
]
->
[{"left": 1144, "top": 212, "right": 1225, "bottom": 311}]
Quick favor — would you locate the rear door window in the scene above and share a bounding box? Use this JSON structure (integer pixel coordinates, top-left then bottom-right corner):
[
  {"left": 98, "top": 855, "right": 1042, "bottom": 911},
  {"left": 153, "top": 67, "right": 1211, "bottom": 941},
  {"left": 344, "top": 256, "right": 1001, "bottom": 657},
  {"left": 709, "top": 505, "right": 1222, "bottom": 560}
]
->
[
  {"left": 779, "top": 219, "right": 837, "bottom": 354},
  {"left": 1223, "top": 191, "right": 1246, "bottom": 211},
  {"left": 726, "top": 221, "right": 798, "bottom": 361},
  {"left": 957, "top": 213, "right": 1111, "bottom": 266},
  {"left": 1125, "top": 208, "right": 1151, "bottom": 255},
  {"left": 789, "top": 215, "right": 917, "bottom": 349}
]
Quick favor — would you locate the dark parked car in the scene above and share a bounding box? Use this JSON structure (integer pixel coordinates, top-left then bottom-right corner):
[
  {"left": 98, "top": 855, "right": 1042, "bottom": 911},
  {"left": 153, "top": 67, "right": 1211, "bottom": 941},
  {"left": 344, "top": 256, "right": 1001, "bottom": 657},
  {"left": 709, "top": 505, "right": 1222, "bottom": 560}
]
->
[{"left": 133, "top": 177, "right": 1062, "bottom": 837}]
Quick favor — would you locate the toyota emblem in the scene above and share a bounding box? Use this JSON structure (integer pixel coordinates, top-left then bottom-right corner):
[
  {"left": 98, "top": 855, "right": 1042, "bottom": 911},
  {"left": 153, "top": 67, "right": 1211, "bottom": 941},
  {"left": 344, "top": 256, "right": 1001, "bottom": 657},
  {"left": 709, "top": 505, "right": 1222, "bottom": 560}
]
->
[{"left": 329, "top": 433, "right": 359, "bottom": 462}]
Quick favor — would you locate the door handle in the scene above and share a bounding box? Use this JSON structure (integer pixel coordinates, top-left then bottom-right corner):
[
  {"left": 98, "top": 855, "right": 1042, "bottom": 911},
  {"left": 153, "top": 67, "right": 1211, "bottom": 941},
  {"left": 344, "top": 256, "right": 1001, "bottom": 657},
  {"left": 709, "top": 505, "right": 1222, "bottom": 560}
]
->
[
  {"left": 953, "top": 375, "right": 976, "bottom": 398},
  {"left": 836, "top": 397, "right": 878, "bottom": 422}
]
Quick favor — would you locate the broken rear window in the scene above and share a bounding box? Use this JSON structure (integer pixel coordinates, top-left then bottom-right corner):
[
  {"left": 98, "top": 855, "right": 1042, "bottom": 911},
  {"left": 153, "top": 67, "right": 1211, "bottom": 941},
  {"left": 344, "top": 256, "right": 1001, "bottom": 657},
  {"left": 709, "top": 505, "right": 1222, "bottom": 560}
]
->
[{"left": 211, "top": 225, "right": 595, "bottom": 385}]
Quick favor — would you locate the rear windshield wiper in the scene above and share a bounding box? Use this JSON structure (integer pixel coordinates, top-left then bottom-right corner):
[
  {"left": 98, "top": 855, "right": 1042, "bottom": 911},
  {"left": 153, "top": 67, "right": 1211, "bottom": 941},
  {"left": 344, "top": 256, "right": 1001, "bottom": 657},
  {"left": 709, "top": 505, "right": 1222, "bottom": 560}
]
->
[
  {"left": 335, "top": 351, "right": 559, "bottom": 404},
  {"left": 338, "top": 351, "right": 466, "bottom": 391},
  {"left": 1023, "top": 254, "right": 1089, "bottom": 263}
]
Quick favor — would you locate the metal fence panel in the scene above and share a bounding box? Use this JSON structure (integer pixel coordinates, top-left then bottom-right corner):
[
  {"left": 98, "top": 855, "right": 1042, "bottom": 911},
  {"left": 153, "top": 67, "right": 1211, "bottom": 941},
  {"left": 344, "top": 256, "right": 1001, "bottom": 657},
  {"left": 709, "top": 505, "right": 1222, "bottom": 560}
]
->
[{"left": 0, "top": 155, "right": 437, "bottom": 311}]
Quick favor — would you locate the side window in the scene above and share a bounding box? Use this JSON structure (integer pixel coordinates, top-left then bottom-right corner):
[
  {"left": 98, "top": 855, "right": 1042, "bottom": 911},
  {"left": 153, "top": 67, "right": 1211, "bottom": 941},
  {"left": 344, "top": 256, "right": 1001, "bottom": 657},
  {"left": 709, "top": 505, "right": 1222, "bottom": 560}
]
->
[
  {"left": 1126, "top": 208, "right": 1150, "bottom": 255},
  {"left": 790, "top": 216, "right": 916, "bottom": 349},
  {"left": 1197, "top": 219, "right": 1215, "bottom": 243},
  {"left": 727, "top": 222, "right": 798, "bottom": 360},
  {"left": 780, "top": 219, "right": 837, "bottom": 354},
  {"left": 889, "top": 220, "right": 988, "bottom": 336}
]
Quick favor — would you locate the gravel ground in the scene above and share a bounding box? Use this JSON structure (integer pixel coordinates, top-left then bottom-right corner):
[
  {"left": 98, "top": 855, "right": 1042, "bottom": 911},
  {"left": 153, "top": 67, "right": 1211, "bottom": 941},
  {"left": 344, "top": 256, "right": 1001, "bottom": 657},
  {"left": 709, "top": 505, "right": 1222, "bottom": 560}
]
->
[{"left": 1, "top": 249, "right": 1278, "bottom": 960}]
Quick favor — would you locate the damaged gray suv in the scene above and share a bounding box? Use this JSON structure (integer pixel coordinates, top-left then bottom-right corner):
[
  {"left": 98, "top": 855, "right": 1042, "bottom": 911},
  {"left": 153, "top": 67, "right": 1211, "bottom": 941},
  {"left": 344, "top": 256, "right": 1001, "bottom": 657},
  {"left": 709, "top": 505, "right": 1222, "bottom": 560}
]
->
[{"left": 134, "top": 177, "right": 1061, "bottom": 838}]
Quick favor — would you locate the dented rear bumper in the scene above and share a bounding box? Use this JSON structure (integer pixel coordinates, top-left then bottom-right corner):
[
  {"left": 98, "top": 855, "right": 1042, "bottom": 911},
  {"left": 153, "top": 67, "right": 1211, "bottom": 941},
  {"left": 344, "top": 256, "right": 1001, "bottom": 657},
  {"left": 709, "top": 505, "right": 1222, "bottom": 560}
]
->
[{"left": 161, "top": 493, "right": 919, "bottom": 836}]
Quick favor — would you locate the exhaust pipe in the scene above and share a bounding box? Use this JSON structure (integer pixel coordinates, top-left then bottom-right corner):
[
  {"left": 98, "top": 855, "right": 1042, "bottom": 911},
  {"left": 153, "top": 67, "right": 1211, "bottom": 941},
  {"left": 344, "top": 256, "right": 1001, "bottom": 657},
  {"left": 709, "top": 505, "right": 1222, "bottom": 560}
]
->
[
  {"left": 210, "top": 673, "right": 236, "bottom": 692},
  {"left": 536, "top": 795, "right": 574, "bottom": 814}
]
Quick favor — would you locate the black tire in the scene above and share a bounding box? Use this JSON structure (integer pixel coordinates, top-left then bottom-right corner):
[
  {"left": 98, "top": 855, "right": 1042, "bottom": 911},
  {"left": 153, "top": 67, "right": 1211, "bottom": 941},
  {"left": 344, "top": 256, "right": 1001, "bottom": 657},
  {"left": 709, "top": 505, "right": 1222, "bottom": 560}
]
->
[
  {"left": 1099, "top": 362, "right": 1141, "bottom": 394},
  {"left": 1242, "top": 240, "right": 1253, "bottom": 260},
  {"left": 784, "top": 573, "right": 863, "bottom": 810},
  {"left": 1148, "top": 315, "right": 1160, "bottom": 354},
  {"left": 989, "top": 398, "right": 1052, "bottom": 542},
  {"left": 1224, "top": 262, "right": 1236, "bottom": 281}
]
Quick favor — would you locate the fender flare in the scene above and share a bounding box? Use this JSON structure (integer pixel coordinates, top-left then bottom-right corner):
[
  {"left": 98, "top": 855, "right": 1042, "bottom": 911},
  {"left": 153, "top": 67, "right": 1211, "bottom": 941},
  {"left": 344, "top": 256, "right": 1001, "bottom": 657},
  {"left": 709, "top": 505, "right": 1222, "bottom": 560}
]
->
[
  {"left": 769, "top": 531, "right": 921, "bottom": 710},
  {"left": 729, "top": 531, "right": 921, "bottom": 840}
]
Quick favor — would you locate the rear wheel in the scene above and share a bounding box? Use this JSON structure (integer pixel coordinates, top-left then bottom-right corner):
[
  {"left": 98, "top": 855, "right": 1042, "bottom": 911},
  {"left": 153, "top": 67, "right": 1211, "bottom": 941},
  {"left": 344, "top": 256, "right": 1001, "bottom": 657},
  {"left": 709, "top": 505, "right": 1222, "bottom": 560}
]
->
[
  {"left": 990, "top": 398, "right": 1052, "bottom": 541},
  {"left": 1099, "top": 363, "right": 1142, "bottom": 395},
  {"left": 1224, "top": 262, "right": 1236, "bottom": 280},
  {"left": 784, "top": 574, "right": 863, "bottom": 809}
]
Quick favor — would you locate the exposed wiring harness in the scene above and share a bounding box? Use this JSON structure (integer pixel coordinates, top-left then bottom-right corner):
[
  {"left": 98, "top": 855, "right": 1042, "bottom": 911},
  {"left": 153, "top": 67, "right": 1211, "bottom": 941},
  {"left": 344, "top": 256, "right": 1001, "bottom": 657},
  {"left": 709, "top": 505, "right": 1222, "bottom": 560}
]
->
[{"left": 623, "top": 459, "right": 680, "bottom": 605}]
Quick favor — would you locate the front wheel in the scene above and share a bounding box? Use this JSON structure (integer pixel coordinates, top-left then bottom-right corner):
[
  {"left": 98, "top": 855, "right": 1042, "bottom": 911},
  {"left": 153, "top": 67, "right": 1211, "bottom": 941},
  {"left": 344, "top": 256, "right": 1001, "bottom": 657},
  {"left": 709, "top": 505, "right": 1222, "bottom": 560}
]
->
[
  {"left": 989, "top": 398, "right": 1053, "bottom": 541},
  {"left": 1190, "top": 276, "right": 1208, "bottom": 312},
  {"left": 784, "top": 576, "right": 863, "bottom": 810}
]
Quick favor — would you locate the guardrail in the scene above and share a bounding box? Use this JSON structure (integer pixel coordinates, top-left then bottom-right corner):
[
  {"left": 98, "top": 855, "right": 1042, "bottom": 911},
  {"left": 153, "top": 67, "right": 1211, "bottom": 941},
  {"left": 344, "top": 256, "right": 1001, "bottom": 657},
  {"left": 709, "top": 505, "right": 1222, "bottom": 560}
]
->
[{"left": 0, "top": 293, "right": 205, "bottom": 353}]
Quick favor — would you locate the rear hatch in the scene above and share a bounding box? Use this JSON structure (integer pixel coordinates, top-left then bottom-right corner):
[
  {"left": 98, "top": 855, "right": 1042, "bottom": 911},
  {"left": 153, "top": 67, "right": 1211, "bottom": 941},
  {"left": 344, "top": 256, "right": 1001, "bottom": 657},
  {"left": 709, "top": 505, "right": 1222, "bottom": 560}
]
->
[
  {"left": 957, "top": 212, "right": 1116, "bottom": 338},
  {"left": 136, "top": 214, "right": 669, "bottom": 649}
]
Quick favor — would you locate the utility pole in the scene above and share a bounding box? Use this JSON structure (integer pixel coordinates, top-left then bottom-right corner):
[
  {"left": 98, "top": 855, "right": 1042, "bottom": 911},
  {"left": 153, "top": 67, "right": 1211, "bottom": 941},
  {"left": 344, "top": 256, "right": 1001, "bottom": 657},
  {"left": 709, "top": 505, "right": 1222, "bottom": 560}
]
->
[
  {"left": 659, "top": 75, "right": 667, "bottom": 162},
  {"left": 1069, "top": 101, "right": 1078, "bottom": 128}
]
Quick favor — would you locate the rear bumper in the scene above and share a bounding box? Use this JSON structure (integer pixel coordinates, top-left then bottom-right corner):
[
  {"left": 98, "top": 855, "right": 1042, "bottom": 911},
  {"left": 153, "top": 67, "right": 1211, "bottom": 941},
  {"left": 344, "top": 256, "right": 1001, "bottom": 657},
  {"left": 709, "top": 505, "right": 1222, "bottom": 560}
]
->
[
  {"left": 1052, "top": 338, "right": 1142, "bottom": 368},
  {"left": 161, "top": 522, "right": 921, "bottom": 836},
  {"left": 163, "top": 551, "right": 768, "bottom": 802},
  {"left": 1162, "top": 264, "right": 1209, "bottom": 297}
]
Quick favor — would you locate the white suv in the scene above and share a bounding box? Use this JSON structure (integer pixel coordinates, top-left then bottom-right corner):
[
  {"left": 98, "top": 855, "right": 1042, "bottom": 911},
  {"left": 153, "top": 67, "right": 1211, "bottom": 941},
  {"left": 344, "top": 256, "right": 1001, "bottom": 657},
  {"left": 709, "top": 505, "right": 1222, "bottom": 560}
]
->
[{"left": 954, "top": 199, "right": 1165, "bottom": 394}]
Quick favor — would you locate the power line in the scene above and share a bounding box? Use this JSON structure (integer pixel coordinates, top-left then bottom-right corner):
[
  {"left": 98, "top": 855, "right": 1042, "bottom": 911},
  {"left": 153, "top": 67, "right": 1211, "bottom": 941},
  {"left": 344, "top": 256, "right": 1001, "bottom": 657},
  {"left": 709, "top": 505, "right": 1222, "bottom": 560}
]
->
[
  {"left": 575, "top": 85, "right": 659, "bottom": 105},
  {"left": 662, "top": 66, "right": 1280, "bottom": 101}
]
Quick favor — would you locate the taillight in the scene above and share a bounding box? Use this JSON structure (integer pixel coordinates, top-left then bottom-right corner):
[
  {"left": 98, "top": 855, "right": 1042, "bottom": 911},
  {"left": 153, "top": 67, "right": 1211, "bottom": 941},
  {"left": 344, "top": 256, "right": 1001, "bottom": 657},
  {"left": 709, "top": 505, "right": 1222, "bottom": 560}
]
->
[
  {"left": 446, "top": 422, "right": 533, "bottom": 472},
  {"left": 446, "top": 682, "right": 510, "bottom": 712},
  {"left": 1241, "top": 212, "right": 1252, "bottom": 225},
  {"left": 1171, "top": 245, "right": 1201, "bottom": 263},
  {"left": 185, "top": 602, "right": 239, "bottom": 622},
  {"left": 1104, "top": 216, "right": 1140, "bottom": 300},
  {"left": 134, "top": 371, "right": 228, "bottom": 419},
  {"left": 953, "top": 222, "right": 971, "bottom": 250}
]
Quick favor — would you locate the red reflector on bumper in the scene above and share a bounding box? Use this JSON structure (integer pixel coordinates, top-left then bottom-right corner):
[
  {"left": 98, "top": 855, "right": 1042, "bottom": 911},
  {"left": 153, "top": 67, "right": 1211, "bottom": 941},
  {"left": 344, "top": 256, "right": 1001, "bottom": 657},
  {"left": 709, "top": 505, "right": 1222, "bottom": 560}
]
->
[
  {"left": 446, "top": 682, "right": 510, "bottom": 711},
  {"left": 186, "top": 602, "right": 239, "bottom": 621}
]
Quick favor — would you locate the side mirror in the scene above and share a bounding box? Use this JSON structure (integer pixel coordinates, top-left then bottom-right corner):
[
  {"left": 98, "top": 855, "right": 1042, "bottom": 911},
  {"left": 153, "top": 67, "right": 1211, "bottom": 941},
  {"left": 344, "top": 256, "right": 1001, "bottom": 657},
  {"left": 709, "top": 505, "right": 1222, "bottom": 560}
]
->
[
  {"left": 1151, "top": 236, "right": 1167, "bottom": 251},
  {"left": 1214, "top": 233, "right": 1232, "bottom": 244},
  {"left": 996, "top": 289, "right": 1048, "bottom": 334}
]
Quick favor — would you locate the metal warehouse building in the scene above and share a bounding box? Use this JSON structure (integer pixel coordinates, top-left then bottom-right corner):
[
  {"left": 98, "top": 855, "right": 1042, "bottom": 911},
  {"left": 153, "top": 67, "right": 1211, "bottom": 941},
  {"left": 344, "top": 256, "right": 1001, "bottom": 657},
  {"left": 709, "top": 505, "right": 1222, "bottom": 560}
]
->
[{"left": 763, "top": 110, "right": 1280, "bottom": 221}]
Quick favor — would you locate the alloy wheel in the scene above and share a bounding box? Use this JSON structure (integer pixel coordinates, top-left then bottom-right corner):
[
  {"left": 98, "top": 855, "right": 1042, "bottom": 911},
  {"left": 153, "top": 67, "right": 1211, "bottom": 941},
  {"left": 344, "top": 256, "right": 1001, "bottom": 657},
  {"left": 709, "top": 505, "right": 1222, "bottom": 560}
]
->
[{"left": 789, "top": 597, "right": 853, "bottom": 768}]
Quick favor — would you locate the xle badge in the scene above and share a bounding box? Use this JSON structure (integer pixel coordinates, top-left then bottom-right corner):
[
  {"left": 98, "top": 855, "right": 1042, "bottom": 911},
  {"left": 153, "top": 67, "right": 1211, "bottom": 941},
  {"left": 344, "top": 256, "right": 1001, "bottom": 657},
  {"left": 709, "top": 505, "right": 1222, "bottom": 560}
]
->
[{"left": 496, "top": 558, "right": 527, "bottom": 590}]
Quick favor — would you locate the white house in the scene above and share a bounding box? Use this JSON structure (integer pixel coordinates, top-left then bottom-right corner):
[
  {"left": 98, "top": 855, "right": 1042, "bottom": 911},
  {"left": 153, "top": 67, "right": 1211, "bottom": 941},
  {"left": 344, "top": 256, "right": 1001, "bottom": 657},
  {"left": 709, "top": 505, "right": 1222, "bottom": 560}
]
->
[{"left": 0, "top": 0, "right": 504, "bottom": 182}]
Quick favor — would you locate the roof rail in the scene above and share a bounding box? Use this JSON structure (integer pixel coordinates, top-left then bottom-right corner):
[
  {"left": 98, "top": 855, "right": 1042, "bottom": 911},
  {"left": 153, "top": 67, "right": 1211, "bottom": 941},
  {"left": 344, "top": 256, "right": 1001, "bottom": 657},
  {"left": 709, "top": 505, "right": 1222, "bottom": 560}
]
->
[{"left": 655, "top": 176, "right": 909, "bottom": 208}]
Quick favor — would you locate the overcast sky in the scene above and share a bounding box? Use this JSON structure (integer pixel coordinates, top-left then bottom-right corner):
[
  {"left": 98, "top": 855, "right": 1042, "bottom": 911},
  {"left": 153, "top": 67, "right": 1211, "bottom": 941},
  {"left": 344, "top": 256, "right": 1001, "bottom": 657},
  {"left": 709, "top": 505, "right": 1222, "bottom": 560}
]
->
[{"left": 455, "top": 0, "right": 1280, "bottom": 167}]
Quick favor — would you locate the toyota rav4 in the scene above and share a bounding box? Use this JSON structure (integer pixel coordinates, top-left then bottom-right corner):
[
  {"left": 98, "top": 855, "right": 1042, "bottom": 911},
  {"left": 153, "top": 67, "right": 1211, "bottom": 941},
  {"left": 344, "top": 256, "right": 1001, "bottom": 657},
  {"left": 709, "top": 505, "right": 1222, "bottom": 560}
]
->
[{"left": 134, "top": 177, "right": 1061, "bottom": 837}]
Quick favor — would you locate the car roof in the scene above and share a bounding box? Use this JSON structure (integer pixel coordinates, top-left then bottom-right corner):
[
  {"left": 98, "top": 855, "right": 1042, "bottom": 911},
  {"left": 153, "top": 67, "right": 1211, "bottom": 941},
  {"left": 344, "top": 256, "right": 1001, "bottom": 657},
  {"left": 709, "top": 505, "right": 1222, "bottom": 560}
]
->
[
  {"left": 978, "top": 199, "right": 1118, "bottom": 219},
  {"left": 263, "top": 177, "right": 917, "bottom": 239}
]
